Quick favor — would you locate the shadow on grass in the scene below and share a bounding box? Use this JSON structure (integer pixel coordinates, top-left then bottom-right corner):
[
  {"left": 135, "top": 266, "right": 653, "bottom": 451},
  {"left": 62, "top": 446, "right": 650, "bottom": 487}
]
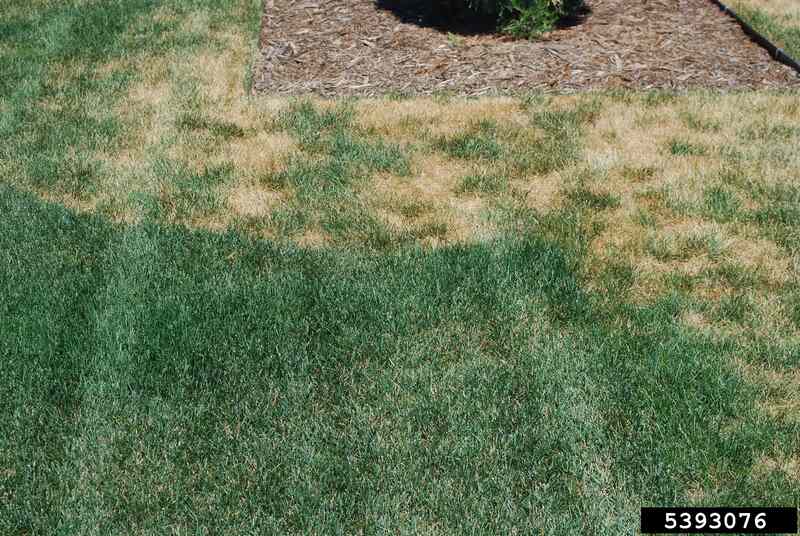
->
[{"left": 0, "top": 184, "right": 795, "bottom": 533}]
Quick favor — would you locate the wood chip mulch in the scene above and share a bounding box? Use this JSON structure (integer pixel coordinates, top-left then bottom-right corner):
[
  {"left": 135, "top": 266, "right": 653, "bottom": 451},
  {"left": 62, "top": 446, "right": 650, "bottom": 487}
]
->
[{"left": 254, "top": 0, "right": 800, "bottom": 96}]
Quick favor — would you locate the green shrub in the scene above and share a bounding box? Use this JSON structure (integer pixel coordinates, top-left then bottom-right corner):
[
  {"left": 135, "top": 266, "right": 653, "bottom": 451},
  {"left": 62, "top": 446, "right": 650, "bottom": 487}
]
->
[{"left": 441, "top": 0, "right": 584, "bottom": 37}]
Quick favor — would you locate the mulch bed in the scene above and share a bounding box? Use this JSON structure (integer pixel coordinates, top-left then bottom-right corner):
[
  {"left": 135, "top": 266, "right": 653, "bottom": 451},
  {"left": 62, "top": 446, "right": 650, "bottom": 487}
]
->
[{"left": 254, "top": 0, "right": 800, "bottom": 96}]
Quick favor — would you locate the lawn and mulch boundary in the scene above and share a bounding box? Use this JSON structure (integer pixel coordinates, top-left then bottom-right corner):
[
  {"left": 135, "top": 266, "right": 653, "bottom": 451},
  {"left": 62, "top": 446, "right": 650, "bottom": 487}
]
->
[
  {"left": 710, "top": 0, "right": 800, "bottom": 74},
  {"left": 254, "top": 0, "right": 800, "bottom": 96},
  {"left": 728, "top": 0, "right": 800, "bottom": 63}
]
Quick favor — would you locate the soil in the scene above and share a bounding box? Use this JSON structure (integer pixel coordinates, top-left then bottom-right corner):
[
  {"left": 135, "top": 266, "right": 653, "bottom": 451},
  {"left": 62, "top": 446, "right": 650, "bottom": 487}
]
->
[{"left": 254, "top": 0, "right": 800, "bottom": 96}]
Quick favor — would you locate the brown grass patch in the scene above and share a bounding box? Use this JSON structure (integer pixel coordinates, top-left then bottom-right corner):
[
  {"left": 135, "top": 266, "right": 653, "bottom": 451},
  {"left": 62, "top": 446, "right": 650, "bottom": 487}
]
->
[
  {"left": 586, "top": 103, "right": 667, "bottom": 170},
  {"left": 37, "top": 191, "right": 99, "bottom": 216},
  {"left": 445, "top": 196, "right": 494, "bottom": 243},
  {"left": 680, "top": 310, "right": 716, "bottom": 333},
  {"left": 514, "top": 170, "right": 566, "bottom": 213},
  {"left": 590, "top": 213, "right": 646, "bottom": 257},
  {"left": 119, "top": 80, "right": 173, "bottom": 149},
  {"left": 738, "top": 360, "right": 800, "bottom": 424},
  {"left": 27, "top": 42, "right": 800, "bottom": 265},
  {"left": 753, "top": 455, "right": 800, "bottom": 482},
  {"left": 366, "top": 157, "right": 499, "bottom": 245},
  {"left": 762, "top": 399, "right": 800, "bottom": 423},
  {"left": 226, "top": 184, "right": 284, "bottom": 218},
  {"left": 589, "top": 216, "right": 725, "bottom": 301},
  {"left": 729, "top": 229, "right": 795, "bottom": 285},
  {"left": 752, "top": 364, "right": 800, "bottom": 390},
  {"left": 685, "top": 484, "right": 715, "bottom": 504},
  {"left": 219, "top": 132, "right": 296, "bottom": 179},
  {"left": 367, "top": 154, "right": 465, "bottom": 211},
  {"left": 296, "top": 230, "right": 331, "bottom": 248},
  {"left": 578, "top": 95, "right": 800, "bottom": 307}
]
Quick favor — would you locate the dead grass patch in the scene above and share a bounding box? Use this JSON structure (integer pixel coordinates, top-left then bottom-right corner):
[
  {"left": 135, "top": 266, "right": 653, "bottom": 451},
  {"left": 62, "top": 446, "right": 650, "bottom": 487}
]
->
[
  {"left": 365, "top": 157, "right": 500, "bottom": 245},
  {"left": 577, "top": 95, "right": 800, "bottom": 306},
  {"left": 588, "top": 213, "right": 646, "bottom": 262},
  {"left": 751, "top": 293, "right": 800, "bottom": 336},
  {"left": 226, "top": 132, "right": 295, "bottom": 178},
  {"left": 118, "top": 80, "right": 173, "bottom": 153},
  {"left": 727, "top": 230, "right": 795, "bottom": 286},
  {"left": 685, "top": 484, "right": 716, "bottom": 505},
  {"left": 586, "top": 103, "right": 667, "bottom": 170},
  {"left": 227, "top": 184, "right": 284, "bottom": 219},
  {"left": 296, "top": 230, "right": 331, "bottom": 248},
  {"left": 753, "top": 455, "right": 800, "bottom": 482},
  {"left": 761, "top": 399, "right": 800, "bottom": 423},
  {"left": 371, "top": 153, "right": 469, "bottom": 206},
  {"left": 443, "top": 196, "right": 497, "bottom": 244},
  {"left": 36, "top": 190, "right": 99, "bottom": 216},
  {"left": 186, "top": 47, "right": 249, "bottom": 106},
  {"left": 680, "top": 310, "right": 716, "bottom": 333},
  {"left": 750, "top": 363, "right": 800, "bottom": 389},
  {"left": 514, "top": 171, "right": 566, "bottom": 213},
  {"left": 28, "top": 43, "right": 800, "bottom": 263},
  {"left": 737, "top": 359, "right": 800, "bottom": 424}
]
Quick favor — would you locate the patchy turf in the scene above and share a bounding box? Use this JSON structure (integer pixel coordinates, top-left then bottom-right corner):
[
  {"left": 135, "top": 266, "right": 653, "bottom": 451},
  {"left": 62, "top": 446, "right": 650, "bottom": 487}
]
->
[{"left": 1, "top": 0, "right": 799, "bottom": 533}]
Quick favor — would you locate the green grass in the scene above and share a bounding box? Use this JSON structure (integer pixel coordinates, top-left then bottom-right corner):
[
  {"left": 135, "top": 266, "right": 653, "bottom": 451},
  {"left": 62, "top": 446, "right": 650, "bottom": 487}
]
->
[
  {"left": 681, "top": 110, "right": 722, "bottom": 133},
  {"left": 669, "top": 139, "right": 707, "bottom": 157},
  {"left": 273, "top": 102, "right": 410, "bottom": 189},
  {"left": 176, "top": 112, "right": 246, "bottom": 139},
  {"left": 1, "top": 0, "right": 800, "bottom": 533},
  {"left": 436, "top": 120, "right": 503, "bottom": 161},
  {"left": 731, "top": 1, "right": 800, "bottom": 63},
  {"left": 566, "top": 187, "right": 620, "bottom": 210},
  {"left": 704, "top": 185, "right": 743, "bottom": 223},
  {"left": 158, "top": 160, "right": 235, "bottom": 219},
  {"left": 3, "top": 184, "right": 799, "bottom": 533},
  {"left": 518, "top": 107, "right": 594, "bottom": 174},
  {"left": 458, "top": 172, "right": 508, "bottom": 194},
  {"left": 262, "top": 101, "right": 412, "bottom": 248}
]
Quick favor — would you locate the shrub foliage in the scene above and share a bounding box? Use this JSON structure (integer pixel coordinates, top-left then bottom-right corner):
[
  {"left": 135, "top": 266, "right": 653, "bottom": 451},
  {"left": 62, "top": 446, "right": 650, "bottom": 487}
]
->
[{"left": 443, "top": 0, "right": 584, "bottom": 37}]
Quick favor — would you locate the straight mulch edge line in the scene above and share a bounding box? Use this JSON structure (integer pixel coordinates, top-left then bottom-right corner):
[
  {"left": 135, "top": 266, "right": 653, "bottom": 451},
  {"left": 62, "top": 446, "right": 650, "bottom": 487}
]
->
[
  {"left": 709, "top": 0, "right": 800, "bottom": 75},
  {"left": 250, "top": 0, "right": 269, "bottom": 96}
]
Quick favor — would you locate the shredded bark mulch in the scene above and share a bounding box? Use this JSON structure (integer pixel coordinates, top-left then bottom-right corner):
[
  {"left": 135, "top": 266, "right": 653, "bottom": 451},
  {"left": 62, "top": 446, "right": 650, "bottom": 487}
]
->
[{"left": 254, "top": 0, "right": 800, "bottom": 96}]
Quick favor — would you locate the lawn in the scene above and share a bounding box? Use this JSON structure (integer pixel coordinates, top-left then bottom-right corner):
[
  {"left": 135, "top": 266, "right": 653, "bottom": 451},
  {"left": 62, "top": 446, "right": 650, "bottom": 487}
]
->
[
  {"left": 1, "top": 0, "right": 799, "bottom": 533},
  {"left": 730, "top": 0, "right": 800, "bottom": 60}
]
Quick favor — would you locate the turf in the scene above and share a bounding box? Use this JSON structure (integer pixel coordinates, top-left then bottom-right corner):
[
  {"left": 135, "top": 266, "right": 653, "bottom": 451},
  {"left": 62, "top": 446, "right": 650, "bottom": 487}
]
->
[
  {"left": 1, "top": 0, "right": 799, "bottom": 534},
  {"left": 3, "top": 183, "right": 798, "bottom": 534}
]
